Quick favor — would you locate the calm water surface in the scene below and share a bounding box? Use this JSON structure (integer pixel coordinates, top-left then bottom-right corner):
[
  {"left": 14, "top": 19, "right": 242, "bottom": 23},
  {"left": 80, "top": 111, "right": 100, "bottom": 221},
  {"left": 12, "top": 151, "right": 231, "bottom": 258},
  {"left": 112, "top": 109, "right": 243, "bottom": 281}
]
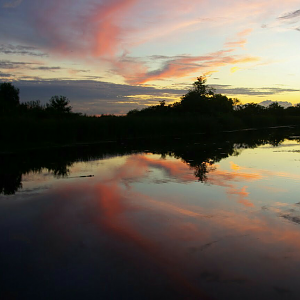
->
[{"left": 1, "top": 134, "right": 300, "bottom": 299}]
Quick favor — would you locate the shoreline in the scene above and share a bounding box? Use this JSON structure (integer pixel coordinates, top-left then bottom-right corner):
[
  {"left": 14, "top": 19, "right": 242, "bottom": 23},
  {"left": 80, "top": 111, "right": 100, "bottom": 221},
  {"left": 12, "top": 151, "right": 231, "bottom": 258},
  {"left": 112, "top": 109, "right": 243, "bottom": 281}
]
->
[{"left": 0, "top": 125, "right": 298, "bottom": 155}]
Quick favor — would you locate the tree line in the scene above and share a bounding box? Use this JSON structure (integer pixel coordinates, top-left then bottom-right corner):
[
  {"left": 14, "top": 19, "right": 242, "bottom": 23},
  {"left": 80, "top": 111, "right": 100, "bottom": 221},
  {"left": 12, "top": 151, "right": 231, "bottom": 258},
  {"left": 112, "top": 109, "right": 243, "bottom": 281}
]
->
[
  {"left": 0, "top": 82, "right": 73, "bottom": 116},
  {"left": 127, "top": 77, "right": 300, "bottom": 118},
  {"left": 1, "top": 78, "right": 300, "bottom": 119},
  {"left": 1, "top": 78, "right": 300, "bottom": 149}
]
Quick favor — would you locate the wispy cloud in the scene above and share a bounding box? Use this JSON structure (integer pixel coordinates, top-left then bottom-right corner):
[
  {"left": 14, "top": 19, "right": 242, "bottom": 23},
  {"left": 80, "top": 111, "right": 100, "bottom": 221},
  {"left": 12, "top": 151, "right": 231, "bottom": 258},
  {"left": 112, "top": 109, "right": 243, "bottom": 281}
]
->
[
  {"left": 20, "top": 0, "right": 140, "bottom": 58},
  {"left": 0, "top": 44, "right": 47, "bottom": 57},
  {"left": 0, "top": 71, "right": 14, "bottom": 78},
  {"left": 213, "top": 85, "right": 300, "bottom": 96},
  {"left": 31, "top": 66, "right": 62, "bottom": 71},
  {"left": 278, "top": 9, "right": 300, "bottom": 20},
  {"left": 115, "top": 51, "right": 260, "bottom": 85},
  {"left": 264, "top": 7, "right": 300, "bottom": 31},
  {"left": 228, "top": 186, "right": 254, "bottom": 207},
  {"left": 89, "top": 0, "right": 139, "bottom": 57},
  {"left": 0, "top": 60, "right": 37, "bottom": 69},
  {"left": 225, "top": 29, "right": 253, "bottom": 49}
]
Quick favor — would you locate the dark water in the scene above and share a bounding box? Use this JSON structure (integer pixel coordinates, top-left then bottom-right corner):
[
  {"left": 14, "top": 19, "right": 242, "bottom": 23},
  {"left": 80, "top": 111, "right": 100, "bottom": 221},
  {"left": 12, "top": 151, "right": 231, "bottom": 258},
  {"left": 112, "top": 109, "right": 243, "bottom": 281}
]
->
[{"left": 1, "top": 129, "right": 300, "bottom": 299}]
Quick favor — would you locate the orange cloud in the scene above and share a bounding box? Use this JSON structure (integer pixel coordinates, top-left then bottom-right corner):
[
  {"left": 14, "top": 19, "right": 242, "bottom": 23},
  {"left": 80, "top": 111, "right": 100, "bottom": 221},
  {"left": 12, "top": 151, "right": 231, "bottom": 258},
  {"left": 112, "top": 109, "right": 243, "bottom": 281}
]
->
[
  {"left": 227, "top": 186, "right": 254, "bottom": 207},
  {"left": 233, "top": 165, "right": 300, "bottom": 182},
  {"left": 225, "top": 28, "right": 253, "bottom": 49},
  {"left": 205, "top": 165, "right": 261, "bottom": 207},
  {"left": 207, "top": 169, "right": 262, "bottom": 185}
]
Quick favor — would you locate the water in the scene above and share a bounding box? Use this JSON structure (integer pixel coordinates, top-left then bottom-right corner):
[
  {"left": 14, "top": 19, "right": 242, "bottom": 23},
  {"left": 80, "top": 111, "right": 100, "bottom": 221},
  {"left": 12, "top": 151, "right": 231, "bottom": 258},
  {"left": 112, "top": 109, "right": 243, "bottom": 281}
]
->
[{"left": 1, "top": 130, "right": 300, "bottom": 299}]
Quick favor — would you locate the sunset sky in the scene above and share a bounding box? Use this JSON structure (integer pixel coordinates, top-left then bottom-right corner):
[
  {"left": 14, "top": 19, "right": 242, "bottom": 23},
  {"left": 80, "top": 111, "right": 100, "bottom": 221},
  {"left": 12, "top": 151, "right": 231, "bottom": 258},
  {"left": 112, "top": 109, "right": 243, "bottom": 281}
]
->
[{"left": 1, "top": 0, "right": 300, "bottom": 114}]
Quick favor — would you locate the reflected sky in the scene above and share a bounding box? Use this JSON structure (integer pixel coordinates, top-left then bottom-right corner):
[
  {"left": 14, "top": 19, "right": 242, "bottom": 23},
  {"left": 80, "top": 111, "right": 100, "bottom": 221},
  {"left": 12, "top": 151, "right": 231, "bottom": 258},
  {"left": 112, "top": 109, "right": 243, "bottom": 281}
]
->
[{"left": 1, "top": 140, "right": 300, "bottom": 299}]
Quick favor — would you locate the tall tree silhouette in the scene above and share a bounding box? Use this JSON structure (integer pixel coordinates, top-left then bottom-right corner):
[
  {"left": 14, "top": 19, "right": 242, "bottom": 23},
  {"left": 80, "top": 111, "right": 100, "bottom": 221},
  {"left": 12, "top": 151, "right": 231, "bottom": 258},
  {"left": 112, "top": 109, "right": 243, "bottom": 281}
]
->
[
  {"left": 46, "top": 95, "right": 72, "bottom": 114},
  {"left": 0, "top": 82, "right": 20, "bottom": 114},
  {"left": 179, "top": 76, "right": 235, "bottom": 114}
]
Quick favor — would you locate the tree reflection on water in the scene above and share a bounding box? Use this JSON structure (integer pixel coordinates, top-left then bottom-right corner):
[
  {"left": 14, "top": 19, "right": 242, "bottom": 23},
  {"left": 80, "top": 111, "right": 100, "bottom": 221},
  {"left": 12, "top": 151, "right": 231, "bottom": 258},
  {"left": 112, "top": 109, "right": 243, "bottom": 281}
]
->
[{"left": 0, "top": 128, "right": 293, "bottom": 195}]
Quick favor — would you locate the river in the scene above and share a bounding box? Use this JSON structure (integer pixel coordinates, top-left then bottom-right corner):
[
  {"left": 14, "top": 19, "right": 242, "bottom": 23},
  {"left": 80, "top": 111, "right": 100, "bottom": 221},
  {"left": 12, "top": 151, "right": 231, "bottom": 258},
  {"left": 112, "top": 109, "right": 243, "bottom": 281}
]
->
[{"left": 1, "top": 128, "right": 300, "bottom": 299}]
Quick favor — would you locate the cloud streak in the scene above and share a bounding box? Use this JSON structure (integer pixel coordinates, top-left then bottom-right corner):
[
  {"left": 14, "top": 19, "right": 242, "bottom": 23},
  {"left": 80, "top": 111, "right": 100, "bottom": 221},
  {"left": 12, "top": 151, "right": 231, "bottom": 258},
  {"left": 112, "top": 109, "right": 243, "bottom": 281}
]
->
[
  {"left": 116, "top": 51, "right": 260, "bottom": 85},
  {"left": 0, "top": 44, "right": 47, "bottom": 57},
  {"left": 278, "top": 9, "right": 300, "bottom": 20},
  {"left": 31, "top": 66, "right": 62, "bottom": 71},
  {"left": 0, "top": 60, "right": 37, "bottom": 69},
  {"left": 213, "top": 85, "right": 300, "bottom": 96},
  {"left": 225, "top": 29, "right": 253, "bottom": 49}
]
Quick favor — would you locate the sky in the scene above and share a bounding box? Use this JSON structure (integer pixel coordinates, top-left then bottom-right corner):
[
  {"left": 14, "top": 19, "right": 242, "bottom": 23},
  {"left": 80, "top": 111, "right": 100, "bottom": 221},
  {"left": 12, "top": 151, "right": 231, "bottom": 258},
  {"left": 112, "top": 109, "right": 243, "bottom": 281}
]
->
[{"left": 0, "top": 0, "right": 300, "bottom": 114}]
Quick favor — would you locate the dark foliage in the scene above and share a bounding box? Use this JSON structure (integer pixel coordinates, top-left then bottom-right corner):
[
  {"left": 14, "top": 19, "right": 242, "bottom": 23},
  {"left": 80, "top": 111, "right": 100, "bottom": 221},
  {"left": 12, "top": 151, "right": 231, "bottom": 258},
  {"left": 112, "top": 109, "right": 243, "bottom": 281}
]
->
[
  {"left": 46, "top": 95, "right": 72, "bottom": 114},
  {"left": 127, "top": 77, "right": 300, "bottom": 131},
  {"left": 1, "top": 79, "right": 300, "bottom": 152},
  {"left": 0, "top": 82, "right": 20, "bottom": 114}
]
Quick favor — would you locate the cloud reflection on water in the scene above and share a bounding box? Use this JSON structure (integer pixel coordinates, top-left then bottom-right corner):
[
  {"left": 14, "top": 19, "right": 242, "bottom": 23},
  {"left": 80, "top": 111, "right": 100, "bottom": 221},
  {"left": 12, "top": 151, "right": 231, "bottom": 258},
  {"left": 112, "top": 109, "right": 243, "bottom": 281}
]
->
[
  {"left": 2, "top": 139, "right": 300, "bottom": 299},
  {"left": 31, "top": 153, "right": 300, "bottom": 299}
]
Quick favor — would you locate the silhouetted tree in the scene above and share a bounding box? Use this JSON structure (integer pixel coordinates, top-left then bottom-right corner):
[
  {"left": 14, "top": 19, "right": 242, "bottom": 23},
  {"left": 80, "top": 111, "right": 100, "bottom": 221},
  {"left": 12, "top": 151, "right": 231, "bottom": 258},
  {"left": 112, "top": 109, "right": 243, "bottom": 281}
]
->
[
  {"left": 179, "top": 77, "right": 236, "bottom": 115},
  {"left": 191, "top": 76, "right": 215, "bottom": 96},
  {"left": 18, "top": 100, "right": 47, "bottom": 118},
  {"left": 46, "top": 95, "right": 72, "bottom": 114},
  {"left": 285, "top": 104, "right": 300, "bottom": 116},
  {"left": 127, "top": 108, "right": 140, "bottom": 116},
  {"left": 159, "top": 100, "right": 166, "bottom": 107},
  {"left": 238, "top": 103, "right": 265, "bottom": 115},
  {"left": 0, "top": 172, "right": 22, "bottom": 195},
  {"left": 0, "top": 82, "right": 20, "bottom": 114},
  {"left": 209, "top": 93, "right": 235, "bottom": 114},
  {"left": 24, "top": 100, "right": 44, "bottom": 110},
  {"left": 267, "top": 102, "right": 284, "bottom": 115},
  {"left": 179, "top": 77, "right": 214, "bottom": 112}
]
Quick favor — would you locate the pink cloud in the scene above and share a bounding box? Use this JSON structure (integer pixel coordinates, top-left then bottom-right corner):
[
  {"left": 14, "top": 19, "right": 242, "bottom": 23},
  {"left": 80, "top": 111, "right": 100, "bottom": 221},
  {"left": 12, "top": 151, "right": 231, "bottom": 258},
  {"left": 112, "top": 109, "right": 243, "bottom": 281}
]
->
[
  {"left": 38, "top": 162, "right": 300, "bottom": 295},
  {"left": 14, "top": 0, "right": 299, "bottom": 87},
  {"left": 112, "top": 154, "right": 195, "bottom": 183},
  {"left": 89, "top": 0, "right": 139, "bottom": 57},
  {"left": 28, "top": 0, "right": 139, "bottom": 57},
  {"left": 118, "top": 51, "right": 260, "bottom": 85},
  {"left": 105, "top": 155, "right": 258, "bottom": 208}
]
